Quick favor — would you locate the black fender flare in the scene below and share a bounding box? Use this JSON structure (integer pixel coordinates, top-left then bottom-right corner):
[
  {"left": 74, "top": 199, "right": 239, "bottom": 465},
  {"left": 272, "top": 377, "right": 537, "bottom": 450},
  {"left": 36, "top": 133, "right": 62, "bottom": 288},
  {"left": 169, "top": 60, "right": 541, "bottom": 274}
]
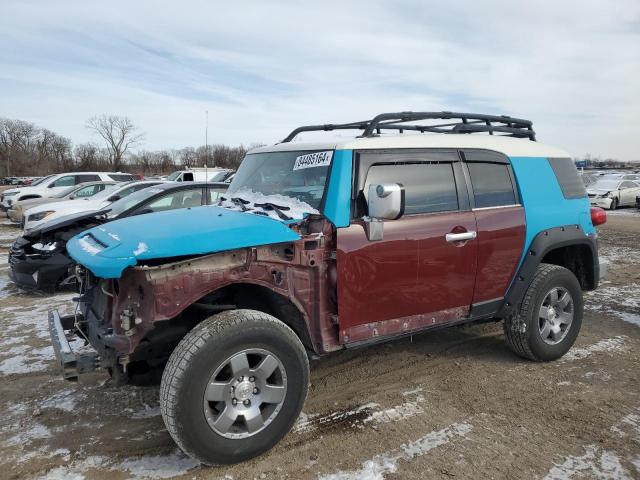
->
[{"left": 497, "top": 224, "right": 598, "bottom": 320}]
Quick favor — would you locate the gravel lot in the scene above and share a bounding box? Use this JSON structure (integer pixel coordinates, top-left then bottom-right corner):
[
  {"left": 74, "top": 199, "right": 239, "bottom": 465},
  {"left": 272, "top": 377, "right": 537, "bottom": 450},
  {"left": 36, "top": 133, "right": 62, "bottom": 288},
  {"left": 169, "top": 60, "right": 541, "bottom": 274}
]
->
[{"left": 0, "top": 210, "right": 639, "bottom": 479}]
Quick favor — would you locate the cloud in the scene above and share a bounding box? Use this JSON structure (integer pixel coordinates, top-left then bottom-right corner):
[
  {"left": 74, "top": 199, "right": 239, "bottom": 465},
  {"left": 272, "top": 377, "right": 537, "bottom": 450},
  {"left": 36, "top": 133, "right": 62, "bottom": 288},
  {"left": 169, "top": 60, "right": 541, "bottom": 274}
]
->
[{"left": 0, "top": 0, "right": 638, "bottom": 159}]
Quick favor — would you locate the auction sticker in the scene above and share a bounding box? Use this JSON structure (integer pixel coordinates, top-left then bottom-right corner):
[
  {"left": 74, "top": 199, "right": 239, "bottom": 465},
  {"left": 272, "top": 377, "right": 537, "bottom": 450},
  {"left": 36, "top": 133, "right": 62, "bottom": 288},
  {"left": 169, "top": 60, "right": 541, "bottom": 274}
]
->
[{"left": 293, "top": 151, "right": 333, "bottom": 170}]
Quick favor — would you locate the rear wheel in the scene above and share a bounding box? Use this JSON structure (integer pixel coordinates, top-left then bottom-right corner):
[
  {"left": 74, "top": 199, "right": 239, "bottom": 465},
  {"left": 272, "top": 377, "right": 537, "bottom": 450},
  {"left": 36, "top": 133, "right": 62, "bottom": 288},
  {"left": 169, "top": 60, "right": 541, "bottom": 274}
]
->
[
  {"left": 160, "top": 309, "right": 309, "bottom": 465},
  {"left": 504, "top": 263, "right": 583, "bottom": 361}
]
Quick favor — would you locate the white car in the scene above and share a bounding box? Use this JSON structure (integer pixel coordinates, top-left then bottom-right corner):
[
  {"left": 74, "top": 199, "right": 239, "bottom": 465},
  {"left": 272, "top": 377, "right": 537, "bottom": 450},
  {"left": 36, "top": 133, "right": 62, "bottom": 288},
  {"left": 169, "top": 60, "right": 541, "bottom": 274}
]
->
[
  {"left": 1, "top": 172, "right": 138, "bottom": 211},
  {"left": 167, "top": 168, "right": 234, "bottom": 182},
  {"left": 587, "top": 178, "right": 640, "bottom": 210},
  {"left": 23, "top": 180, "right": 163, "bottom": 232}
]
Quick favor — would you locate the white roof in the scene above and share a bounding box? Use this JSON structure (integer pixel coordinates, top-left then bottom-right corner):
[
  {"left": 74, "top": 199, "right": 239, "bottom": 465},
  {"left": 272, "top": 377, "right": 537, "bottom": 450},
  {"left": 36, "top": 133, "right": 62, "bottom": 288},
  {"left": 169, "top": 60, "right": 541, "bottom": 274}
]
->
[{"left": 249, "top": 134, "right": 570, "bottom": 158}]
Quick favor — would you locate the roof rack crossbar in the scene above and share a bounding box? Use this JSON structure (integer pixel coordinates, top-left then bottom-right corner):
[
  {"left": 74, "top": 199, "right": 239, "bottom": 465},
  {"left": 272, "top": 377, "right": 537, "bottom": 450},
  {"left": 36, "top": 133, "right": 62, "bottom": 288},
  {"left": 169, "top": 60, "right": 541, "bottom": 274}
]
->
[{"left": 281, "top": 111, "right": 536, "bottom": 143}]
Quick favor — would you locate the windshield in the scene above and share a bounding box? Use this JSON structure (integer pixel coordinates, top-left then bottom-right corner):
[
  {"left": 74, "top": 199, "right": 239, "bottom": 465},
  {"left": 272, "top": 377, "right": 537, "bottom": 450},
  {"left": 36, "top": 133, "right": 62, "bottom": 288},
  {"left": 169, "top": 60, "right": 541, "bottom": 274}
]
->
[
  {"left": 209, "top": 171, "right": 229, "bottom": 182},
  {"left": 104, "top": 186, "right": 165, "bottom": 218},
  {"left": 167, "top": 171, "right": 182, "bottom": 181},
  {"left": 30, "top": 175, "right": 55, "bottom": 187},
  {"left": 54, "top": 185, "right": 82, "bottom": 198},
  {"left": 591, "top": 179, "right": 620, "bottom": 190},
  {"left": 227, "top": 151, "right": 332, "bottom": 213}
]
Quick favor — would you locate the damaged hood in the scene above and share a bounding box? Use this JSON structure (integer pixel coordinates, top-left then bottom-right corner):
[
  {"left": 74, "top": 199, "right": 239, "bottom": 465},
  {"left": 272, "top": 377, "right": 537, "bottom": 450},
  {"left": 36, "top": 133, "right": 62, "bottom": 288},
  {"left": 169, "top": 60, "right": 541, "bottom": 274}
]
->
[{"left": 66, "top": 205, "right": 302, "bottom": 278}]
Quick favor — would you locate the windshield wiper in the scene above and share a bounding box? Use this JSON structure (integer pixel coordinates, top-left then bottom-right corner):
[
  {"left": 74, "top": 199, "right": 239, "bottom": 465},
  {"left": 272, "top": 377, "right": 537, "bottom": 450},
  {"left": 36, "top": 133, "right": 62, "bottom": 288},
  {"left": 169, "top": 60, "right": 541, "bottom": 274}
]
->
[{"left": 254, "top": 202, "right": 292, "bottom": 221}]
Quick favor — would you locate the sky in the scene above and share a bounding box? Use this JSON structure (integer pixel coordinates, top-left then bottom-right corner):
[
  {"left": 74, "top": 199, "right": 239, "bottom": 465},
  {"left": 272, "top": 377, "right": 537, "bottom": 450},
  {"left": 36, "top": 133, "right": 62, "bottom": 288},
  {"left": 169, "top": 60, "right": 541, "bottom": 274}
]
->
[{"left": 1, "top": 0, "right": 639, "bottom": 160}]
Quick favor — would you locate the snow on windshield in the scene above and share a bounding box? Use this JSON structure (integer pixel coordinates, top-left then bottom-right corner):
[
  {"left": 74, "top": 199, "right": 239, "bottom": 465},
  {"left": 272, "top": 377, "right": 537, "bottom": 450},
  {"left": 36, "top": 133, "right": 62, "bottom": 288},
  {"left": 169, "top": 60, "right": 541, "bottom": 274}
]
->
[{"left": 218, "top": 188, "right": 319, "bottom": 221}]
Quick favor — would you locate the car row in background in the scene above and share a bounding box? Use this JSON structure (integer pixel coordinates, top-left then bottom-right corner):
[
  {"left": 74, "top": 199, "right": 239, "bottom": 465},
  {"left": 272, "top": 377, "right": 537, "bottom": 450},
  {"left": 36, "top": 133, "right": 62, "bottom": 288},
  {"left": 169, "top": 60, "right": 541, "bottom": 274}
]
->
[
  {"left": 0, "top": 172, "right": 139, "bottom": 211},
  {"left": 586, "top": 177, "right": 640, "bottom": 210},
  {"left": 9, "top": 181, "right": 228, "bottom": 291},
  {"left": 1, "top": 176, "right": 43, "bottom": 186},
  {"left": 8, "top": 181, "right": 118, "bottom": 226}
]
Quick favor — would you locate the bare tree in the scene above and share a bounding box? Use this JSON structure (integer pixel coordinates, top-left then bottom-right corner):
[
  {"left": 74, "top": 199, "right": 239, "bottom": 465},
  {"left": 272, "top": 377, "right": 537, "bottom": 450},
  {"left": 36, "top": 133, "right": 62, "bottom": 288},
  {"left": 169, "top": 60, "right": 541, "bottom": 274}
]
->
[{"left": 86, "top": 115, "right": 144, "bottom": 171}]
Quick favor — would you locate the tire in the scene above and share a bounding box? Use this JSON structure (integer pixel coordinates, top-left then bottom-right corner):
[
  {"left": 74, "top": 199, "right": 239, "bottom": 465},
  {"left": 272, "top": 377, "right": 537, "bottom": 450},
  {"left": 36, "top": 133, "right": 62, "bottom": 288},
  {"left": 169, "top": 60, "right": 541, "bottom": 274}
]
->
[
  {"left": 160, "top": 309, "right": 309, "bottom": 465},
  {"left": 503, "top": 263, "right": 583, "bottom": 362},
  {"left": 610, "top": 197, "right": 618, "bottom": 210}
]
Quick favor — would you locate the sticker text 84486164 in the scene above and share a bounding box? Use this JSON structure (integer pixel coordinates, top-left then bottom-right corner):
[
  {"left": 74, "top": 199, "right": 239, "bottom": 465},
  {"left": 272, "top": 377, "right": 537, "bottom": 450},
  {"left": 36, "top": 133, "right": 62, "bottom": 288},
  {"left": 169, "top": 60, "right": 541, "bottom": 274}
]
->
[{"left": 293, "top": 151, "right": 333, "bottom": 170}]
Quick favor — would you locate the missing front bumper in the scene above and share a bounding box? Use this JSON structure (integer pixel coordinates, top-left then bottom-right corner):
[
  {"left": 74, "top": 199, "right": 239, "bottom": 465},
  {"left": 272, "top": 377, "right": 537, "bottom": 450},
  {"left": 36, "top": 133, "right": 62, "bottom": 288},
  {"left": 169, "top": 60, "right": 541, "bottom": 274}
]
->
[{"left": 48, "top": 309, "right": 98, "bottom": 381}]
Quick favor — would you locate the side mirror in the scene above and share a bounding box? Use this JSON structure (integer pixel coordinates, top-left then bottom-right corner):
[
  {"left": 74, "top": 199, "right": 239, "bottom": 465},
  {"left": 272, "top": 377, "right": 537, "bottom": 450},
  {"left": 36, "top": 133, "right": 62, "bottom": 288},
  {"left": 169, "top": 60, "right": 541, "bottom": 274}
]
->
[
  {"left": 107, "top": 195, "right": 121, "bottom": 202},
  {"left": 364, "top": 183, "right": 404, "bottom": 241},
  {"left": 368, "top": 183, "right": 404, "bottom": 219}
]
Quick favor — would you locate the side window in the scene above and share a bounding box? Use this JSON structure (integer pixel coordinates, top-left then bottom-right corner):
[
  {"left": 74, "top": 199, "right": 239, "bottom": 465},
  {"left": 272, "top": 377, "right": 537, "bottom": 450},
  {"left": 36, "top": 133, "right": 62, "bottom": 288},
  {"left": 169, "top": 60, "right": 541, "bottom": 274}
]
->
[
  {"left": 144, "top": 189, "right": 203, "bottom": 212},
  {"left": 50, "top": 175, "right": 75, "bottom": 188},
  {"left": 208, "top": 188, "right": 226, "bottom": 203},
  {"left": 76, "top": 174, "right": 101, "bottom": 183},
  {"left": 621, "top": 181, "right": 636, "bottom": 189},
  {"left": 466, "top": 163, "right": 517, "bottom": 208},
  {"left": 182, "top": 172, "right": 194, "bottom": 181},
  {"left": 74, "top": 185, "right": 100, "bottom": 197},
  {"left": 364, "top": 163, "right": 459, "bottom": 215},
  {"left": 108, "top": 174, "right": 136, "bottom": 181}
]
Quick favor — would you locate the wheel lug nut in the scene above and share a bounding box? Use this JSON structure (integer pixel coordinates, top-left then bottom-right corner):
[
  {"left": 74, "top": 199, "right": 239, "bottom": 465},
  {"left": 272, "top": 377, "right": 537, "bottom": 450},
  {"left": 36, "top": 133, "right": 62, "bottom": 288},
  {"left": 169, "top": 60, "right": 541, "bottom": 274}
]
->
[
  {"left": 238, "top": 376, "right": 243, "bottom": 382},
  {"left": 249, "top": 376, "right": 255, "bottom": 382},
  {"left": 243, "top": 399, "right": 250, "bottom": 406},
  {"left": 232, "top": 398, "right": 237, "bottom": 405},
  {"left": 253, "top": 388, "right": 259, "bottom": 394}
]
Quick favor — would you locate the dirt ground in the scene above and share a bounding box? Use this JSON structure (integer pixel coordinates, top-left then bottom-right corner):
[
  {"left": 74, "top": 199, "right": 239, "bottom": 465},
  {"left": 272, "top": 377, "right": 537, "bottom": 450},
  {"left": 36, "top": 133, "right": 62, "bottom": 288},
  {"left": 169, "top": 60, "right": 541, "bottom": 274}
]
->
[{"left": 0, "top": 210, "right": 639, "bottom": 480}]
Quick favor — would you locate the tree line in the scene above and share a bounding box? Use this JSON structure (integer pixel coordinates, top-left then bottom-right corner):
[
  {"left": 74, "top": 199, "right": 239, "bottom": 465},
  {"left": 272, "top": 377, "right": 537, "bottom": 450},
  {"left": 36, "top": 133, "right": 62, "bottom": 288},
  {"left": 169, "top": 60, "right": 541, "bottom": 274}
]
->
[{"left": 0, "top": 115, "right": 252, "bottom": 177}]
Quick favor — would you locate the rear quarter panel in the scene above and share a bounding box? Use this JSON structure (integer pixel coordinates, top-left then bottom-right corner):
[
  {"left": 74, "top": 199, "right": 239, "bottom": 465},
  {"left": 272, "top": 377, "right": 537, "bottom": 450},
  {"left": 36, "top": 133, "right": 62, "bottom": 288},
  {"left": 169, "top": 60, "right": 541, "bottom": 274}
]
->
[{"left": 509, "top": 156, "right": 595, "bottom": 260}]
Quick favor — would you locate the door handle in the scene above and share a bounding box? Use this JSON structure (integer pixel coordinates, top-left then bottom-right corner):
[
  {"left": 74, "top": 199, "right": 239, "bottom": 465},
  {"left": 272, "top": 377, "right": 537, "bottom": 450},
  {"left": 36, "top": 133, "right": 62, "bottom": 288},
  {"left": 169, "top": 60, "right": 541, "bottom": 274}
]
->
[{"left": 445, "top": 231, "right": 477, "bottom": 243}]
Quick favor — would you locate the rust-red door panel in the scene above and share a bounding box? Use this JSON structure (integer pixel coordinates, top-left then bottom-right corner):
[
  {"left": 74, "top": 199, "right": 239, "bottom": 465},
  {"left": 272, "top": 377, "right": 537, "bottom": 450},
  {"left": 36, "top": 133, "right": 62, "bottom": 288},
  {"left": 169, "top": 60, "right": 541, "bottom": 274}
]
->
[
  {"left": 471, "top": 206, "right": 526, "bottom": 303},
  {"left": 336, "top": 211, "right": 478, "bottom": 343}
]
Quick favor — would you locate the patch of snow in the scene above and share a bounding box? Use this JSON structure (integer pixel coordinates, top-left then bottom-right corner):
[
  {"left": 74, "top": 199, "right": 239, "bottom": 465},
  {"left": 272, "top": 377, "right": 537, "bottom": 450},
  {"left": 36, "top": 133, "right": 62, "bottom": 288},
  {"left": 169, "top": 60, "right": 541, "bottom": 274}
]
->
[
  {"left": 563, "top": 336, "right": 627, "bottom": 361},
  {"left": 77, "top": 236, "right": 101, "bottom": 255},
  {"left": 631, "top": 455, "right": 640, "bottom": 474},
  {"left": 363, "top": 395, "right": 425, "bottom": 425},
  {"left": 586, "top": 283, "right": 640, "bottom": 327},
  {"left": 112, "top": 450, "right": 200, "bottom": 479},
  {"left": 319, "top": 422, "right": 473, "bottom": 480},
  {"left": 293, "top": 403, "right": 378, "bottom": 434},
  {"left": 41, "top": 389, "right": 86, "bottom": 413},
  {"left": 543, "top": 445, "right": 632, "bottom": 480},
  {"left": 133, "top": 242, "right": 148, "bottom": 256},
  {"left": 610, "top": 407, "right": 640, "bottom": 441},
  {"left": 556, "top": 381, "right": 571, "bottom": 386},
  {"left": 219, "top": 188, "right": 319, "bottom": 221},
  {"left": 5, "top": 423, "right": 51, "bottom": 446},
  {"left": 130, "top": 404, "right": 161, "bottom": 419}
]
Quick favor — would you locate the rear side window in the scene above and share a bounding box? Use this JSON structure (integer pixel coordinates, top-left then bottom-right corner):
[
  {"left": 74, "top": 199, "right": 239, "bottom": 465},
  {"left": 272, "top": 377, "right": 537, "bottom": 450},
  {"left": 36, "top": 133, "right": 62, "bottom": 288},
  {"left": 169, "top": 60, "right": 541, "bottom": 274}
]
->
[
  {"left": 365, "top": 163, "right": 458, "bottom": 215},
  {"left": 467, "top": 163, "right": 517, "bottom": 208},
  {"left": 77, "top": 174, "right": 101, "bottom": 183},
  {"left": 548, "top": 158, "right": 587, "bottom": 199},
  {"left": 109, "top": 174, "right": 136, "bottom": 181}
]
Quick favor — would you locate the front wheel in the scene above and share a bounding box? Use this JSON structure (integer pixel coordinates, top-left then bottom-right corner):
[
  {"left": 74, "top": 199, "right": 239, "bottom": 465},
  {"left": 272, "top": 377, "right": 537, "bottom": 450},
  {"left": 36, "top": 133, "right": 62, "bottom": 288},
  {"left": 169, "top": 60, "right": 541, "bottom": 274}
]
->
[
  {"left": 504, "top": 263, "right": 583, "bottom": 361},
  {"left": 160, "top": 309, "right": 309, "bottom": 465},
  {"left": 610, "top": 197, "right": 619, "bottom": 210}
]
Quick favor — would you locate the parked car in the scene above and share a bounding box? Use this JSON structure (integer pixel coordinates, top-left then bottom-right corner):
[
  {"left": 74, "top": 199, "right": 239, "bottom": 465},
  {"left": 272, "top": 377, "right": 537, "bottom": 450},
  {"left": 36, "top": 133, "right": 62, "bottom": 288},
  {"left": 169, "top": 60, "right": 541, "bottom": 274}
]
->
[
  {"left": 0, "top": 172, "right": 137, "bottom": 211},
  {"left": 586, "top": 178, "right": 640, "bottom": 209},
  {"left": 7, "top": 181, "right": 117, "bottom": 225},
  {"left": 48, "top": 111, "right": 606, "bottom": 465},
  {"left": 167, "top": 167, "right": 234, "bottom": 182},
  {"left": 10, "top": 182, "right": 228, "bottom": 291},
  {"left": 22, "top": 180, "right": 163, "bottom": 232}
]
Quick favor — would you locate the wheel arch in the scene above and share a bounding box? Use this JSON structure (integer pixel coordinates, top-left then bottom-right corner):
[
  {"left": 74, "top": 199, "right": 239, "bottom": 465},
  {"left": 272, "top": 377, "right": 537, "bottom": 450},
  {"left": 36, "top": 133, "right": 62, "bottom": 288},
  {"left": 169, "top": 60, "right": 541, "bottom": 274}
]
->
[
  {"left": 192, "top": 281, "right": 315, "bottom": 354},
  {"left": 18, "top": 194, "right": 41, "bottom": 201},
  {"left": 498, "top": 225, "right": 599, "bottom": 320}
]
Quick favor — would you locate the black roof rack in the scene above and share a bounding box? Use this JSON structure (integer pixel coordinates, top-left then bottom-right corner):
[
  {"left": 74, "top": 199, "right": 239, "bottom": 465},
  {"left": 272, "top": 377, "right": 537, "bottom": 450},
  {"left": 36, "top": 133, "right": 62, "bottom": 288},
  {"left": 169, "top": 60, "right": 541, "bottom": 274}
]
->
[{"left": 281, "top": 111, "right": 536, "bottom": 143}]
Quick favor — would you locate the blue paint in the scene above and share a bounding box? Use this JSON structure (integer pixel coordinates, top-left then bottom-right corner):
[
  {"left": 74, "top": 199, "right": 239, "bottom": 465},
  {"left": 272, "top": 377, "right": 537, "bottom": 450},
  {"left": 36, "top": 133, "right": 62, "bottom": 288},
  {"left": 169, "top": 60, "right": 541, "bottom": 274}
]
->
[
  {"left": 67, "top": 206, "right": 301, "bottom": 278},
  {"left": 322, "top": 149, "right": 353, "bottom": 227},
  {"left": 510, "top": 156, "right": 595, "bottom": 258}
]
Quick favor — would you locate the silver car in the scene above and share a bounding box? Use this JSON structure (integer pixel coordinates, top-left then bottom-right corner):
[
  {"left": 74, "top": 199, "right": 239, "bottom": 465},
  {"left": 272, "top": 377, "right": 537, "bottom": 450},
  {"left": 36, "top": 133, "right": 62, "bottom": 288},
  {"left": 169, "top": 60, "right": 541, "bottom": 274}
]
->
[{"left": 7, "top": 181, "right": 117, "bottom": 225}]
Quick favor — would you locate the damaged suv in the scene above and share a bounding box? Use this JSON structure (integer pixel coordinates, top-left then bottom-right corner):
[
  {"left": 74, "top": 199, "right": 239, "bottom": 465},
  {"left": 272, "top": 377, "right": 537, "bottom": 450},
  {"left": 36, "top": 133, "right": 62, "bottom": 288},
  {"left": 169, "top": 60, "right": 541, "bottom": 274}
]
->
[{"left": 49, "top": 112, "right": 607, "bottom": 465}]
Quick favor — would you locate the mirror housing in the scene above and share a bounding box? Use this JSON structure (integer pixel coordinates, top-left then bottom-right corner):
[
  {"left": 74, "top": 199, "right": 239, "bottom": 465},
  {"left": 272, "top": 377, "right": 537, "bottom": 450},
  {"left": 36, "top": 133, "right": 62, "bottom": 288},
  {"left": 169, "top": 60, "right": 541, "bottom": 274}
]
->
[
  {"left": 367, "top": 183, "right": 404, "bottom": 220},
  {"left": 107, "top": 195, "right": 121, "bottom": 202},
  {"left": 364, "top": 183, "right": 404, "bottom": 241}
]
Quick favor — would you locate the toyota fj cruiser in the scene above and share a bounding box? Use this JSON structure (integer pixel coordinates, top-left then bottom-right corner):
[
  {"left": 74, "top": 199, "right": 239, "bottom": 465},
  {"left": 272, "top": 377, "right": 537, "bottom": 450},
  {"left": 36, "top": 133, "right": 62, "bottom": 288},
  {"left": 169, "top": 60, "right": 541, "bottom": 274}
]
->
[{"left": 48, "top": 112, "right": 607, "bottom": 465}]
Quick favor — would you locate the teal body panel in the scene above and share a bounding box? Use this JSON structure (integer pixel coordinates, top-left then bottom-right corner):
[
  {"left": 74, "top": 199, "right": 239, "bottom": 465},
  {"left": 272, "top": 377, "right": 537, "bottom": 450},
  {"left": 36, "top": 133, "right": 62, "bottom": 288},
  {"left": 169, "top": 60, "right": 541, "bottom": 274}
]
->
[
  {"left": 323, "top": 149, "right": 353, "bottom": 228},
  {"left": 509, "top": 156, "right": 595, "bottom": 259},
  {"left": 67, "top": 206, "right": 301, "bottom": 279}
]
